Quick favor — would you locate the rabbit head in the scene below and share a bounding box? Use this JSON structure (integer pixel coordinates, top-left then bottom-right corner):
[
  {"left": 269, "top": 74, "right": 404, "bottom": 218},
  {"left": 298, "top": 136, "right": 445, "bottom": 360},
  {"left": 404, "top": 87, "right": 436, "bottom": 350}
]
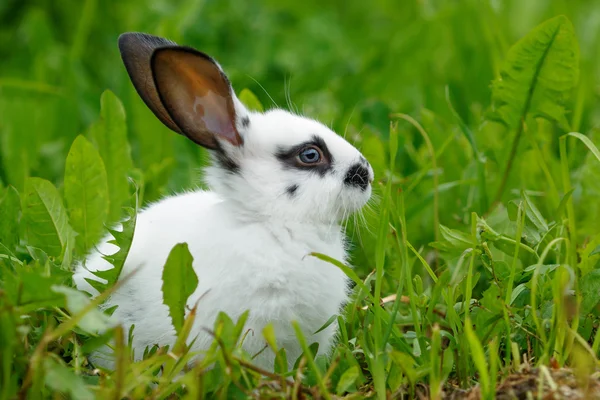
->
[{"left": 119, "top": 33, "right": 373, "bottom": 224}]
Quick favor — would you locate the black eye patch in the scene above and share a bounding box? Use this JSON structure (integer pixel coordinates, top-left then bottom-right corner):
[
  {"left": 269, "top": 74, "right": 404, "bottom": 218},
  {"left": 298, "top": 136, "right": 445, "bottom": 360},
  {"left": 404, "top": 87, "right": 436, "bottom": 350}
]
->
[{"left": 275, "top": 135, "right": 333, "bottom": 177}]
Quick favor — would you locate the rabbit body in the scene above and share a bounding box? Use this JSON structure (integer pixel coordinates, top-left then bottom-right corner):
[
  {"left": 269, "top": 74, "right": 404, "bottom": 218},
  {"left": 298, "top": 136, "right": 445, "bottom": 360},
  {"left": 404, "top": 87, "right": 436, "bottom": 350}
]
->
[
  {"left": 75, "top": 188, "right": 348, "bottom": 370},
  {"left": 74, "top": 33, "right": 373, "bottom": 371}
]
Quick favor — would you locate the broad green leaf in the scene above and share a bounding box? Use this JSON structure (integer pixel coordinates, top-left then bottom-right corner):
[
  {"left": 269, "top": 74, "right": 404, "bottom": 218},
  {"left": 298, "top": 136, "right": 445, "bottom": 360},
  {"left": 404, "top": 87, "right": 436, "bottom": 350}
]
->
[
  {"left": 60, "top": 229, "right": 76, "bottom": 271},
  {"left": 510, "top": 283, "right": 528, "bottom": 305},
  {"left": 44, "top": 357, "right": 94, "bottom": 400},
  {"left": 89, "top": 90, "right": 133, "bottom": 222},
  {"left": 429, "top": 225, "right": 474, "bottom": 255},
  {"left": 336, "top": 365, "right": 359, "bottom": 395},
  {"left": 64, "top": 135, "right": 109, "bottom": 254},
  {"left": 238, "top": 88, "right": 264, "bottom": 112},
  {"left": 162, "top": 243, "right": 199, "bottom": 335},
  {"left": 86, "top": 207, "right": 137, "bottom": 294},
  {"left": 27, "top": 246, "right": 53, "bottom": 266},
  {"left": 521, "top": 191, "right": 548, "bottom": 232},
  {"left": 21, "top": 177, "right": 73, "bottom": 258},
  {"left": 52, "top": 285, "right": 113, "bottom": 334},
  {"left": 0, "top": 186, "right": 20, "bottom": 251},
  {"left": 488, "top": 15, "right": 579, "bottom": 131},
  {"left": 441, "top": 225, "right": 473, "bottom": 248},
  {"left": 480, "top": 283, "right": 502, "bottom": 314}
]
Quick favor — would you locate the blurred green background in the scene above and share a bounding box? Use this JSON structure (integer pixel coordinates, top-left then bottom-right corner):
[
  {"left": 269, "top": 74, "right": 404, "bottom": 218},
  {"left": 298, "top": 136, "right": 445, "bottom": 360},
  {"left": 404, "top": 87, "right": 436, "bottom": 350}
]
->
[{"left": 1, "top": 0, "right": 599, "bottom": 261}]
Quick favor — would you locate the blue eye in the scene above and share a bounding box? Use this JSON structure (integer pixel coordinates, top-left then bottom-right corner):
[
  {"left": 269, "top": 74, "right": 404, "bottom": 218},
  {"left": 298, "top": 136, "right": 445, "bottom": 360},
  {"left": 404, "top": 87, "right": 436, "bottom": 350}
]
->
[{"left": 298, "top": 147, "right": 321, "bottom": 164}]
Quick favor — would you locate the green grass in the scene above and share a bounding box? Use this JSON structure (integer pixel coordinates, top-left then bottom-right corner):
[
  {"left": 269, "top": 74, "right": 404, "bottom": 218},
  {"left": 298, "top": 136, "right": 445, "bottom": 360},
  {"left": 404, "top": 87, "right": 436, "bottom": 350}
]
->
[{"left": 2, "top": 0, "right": 600, "bottom": 398}]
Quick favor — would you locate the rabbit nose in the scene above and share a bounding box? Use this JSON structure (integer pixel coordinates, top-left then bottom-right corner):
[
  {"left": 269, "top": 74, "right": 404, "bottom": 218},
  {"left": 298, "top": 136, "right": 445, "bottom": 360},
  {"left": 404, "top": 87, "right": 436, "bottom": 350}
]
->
[
  {"left": 359, "top": 156, "right": 374, "bottom": 183},
  {"left": 344, "top": 163, "right": 370, "bottom": 191}
]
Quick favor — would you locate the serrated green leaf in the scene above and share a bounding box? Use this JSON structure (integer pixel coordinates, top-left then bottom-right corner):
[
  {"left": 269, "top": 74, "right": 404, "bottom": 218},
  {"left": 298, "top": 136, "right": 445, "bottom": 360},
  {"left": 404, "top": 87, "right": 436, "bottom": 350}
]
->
[
  {"left": 43, "top": 357, "right": 94, "bottom": 400},
  {"left": 89, "top": 90, "right": 133, "bottom": 222},
  {"left": 64, "top": 135, "right": 109, "bottom": 254},
  {"left": 162, "top": 243, "right": 199, "bottom": 335},
  {"left": 0, "top": 186, "right": 20, "bottom": 251},
  {"left": 21, "top": 177, "right": 74, "bottom": 258},
  {"left": 87, "top": 207, "right": 137, "bottom": 294},
  {"left": 488, "top": 15, "right": 579, "bottom": 131},
  {"left": 238, "top": 88, "right": 264, "bottom": 112}
]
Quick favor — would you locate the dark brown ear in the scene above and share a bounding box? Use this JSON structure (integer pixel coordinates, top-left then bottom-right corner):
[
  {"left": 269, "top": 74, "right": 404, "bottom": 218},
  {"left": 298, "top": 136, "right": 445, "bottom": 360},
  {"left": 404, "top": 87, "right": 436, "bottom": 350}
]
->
[
  {"left": 118, "top": 33, "right": 181, "bottom": 133},
  {"left": 150, "top": 47, "right": 242, "bottom": 148}
]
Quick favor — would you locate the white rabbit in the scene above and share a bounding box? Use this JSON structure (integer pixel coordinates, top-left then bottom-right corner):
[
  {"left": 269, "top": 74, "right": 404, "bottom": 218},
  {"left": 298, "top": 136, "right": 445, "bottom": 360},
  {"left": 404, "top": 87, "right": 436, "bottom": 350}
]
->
[{"left": 73, "top": 32, "right": 374, "bottom": 371}]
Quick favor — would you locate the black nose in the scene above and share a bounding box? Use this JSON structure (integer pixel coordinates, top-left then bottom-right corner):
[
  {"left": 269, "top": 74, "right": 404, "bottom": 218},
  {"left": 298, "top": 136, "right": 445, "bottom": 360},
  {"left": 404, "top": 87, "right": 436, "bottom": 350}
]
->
[{"left": 344, "top": 163, "right": 370, "bottom": 191}]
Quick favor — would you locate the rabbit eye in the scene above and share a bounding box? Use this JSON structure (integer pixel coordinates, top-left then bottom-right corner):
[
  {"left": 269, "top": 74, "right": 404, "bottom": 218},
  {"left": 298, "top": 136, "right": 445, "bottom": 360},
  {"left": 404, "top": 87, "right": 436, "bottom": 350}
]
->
[
  {"left": 276, "top": 136, "right": 332, "bottom": 176},
  {"left": 298, "top": 147, "right": 322, "bottom": 165}
]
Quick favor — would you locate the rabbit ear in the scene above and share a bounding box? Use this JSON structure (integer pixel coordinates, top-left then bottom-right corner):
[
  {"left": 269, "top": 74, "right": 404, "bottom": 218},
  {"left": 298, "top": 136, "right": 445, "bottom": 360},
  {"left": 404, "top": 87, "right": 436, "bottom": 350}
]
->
[
  {"left": 150, "top": 47, "right": 243, "bottom": 148},
  {"left": 118, "top": 33, "right": 182, "bottom": 134}
]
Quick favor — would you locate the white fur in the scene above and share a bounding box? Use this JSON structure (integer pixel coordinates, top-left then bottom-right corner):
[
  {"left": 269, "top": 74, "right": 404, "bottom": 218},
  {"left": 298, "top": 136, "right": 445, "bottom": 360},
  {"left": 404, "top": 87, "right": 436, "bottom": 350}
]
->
[{"left": 74, "top": 85, "right": 373, "bottom": 372}]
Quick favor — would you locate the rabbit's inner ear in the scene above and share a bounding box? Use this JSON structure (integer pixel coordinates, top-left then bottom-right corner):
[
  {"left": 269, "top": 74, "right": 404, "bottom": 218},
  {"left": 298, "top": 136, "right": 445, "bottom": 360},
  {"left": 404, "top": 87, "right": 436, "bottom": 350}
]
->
[
  {"left": 118, "top": 33, "right": 182, "bottom": 134},
  {"left": 151, "top": 48, "right": 242, "bottom": 149}
]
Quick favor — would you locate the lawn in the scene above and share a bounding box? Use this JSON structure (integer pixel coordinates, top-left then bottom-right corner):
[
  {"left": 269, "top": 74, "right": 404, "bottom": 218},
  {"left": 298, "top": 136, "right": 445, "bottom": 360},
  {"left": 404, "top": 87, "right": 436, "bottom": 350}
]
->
[{"left": 1, "top": 0, "right": 600, "bottom": 398}]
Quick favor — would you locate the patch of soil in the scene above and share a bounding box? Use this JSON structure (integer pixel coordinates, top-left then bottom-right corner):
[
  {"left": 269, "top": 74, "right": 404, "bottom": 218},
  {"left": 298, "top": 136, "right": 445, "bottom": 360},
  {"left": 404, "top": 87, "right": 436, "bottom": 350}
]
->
[{"left": 446, "top": 367, "right": 600, "bottom": 400}]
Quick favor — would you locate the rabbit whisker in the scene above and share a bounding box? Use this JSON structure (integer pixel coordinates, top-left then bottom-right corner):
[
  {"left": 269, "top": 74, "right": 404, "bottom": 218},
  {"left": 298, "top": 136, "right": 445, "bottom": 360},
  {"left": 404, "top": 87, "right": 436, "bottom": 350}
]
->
[
  {"left": 247, "top": 75, "right": 278, "bottom": 108},
  {"left": 343, "top": 104, "right": 358, "bottom": 139}
]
